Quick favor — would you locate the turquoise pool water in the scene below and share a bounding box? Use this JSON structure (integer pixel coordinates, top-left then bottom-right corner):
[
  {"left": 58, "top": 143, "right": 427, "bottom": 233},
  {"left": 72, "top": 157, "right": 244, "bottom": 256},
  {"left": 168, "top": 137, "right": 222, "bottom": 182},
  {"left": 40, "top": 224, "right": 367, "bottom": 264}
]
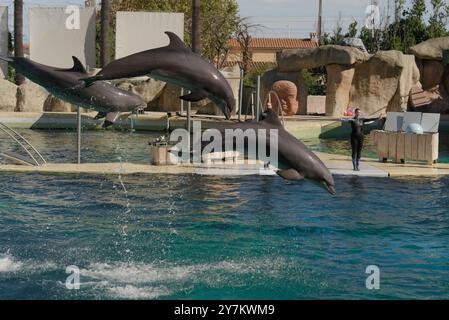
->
[
  {"left": 1, "top": 173, "right": 448, "bottom": 299},
  {"left": 2, "top": 129, "right": 448, "bottom": 164},
  {"left": 1, "top": 130, "right": 449, "bottom": 299}
]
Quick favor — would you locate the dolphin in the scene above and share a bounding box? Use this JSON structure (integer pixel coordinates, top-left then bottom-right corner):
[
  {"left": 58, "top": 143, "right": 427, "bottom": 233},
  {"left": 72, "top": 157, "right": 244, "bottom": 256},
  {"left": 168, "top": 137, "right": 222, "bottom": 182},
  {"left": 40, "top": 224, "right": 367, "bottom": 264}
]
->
[
  {"left": 82, "top": 31, "right": 235, "bottom": 119},
  {"left": 0, "top": 56, "right": 146, "bottom": 127},
  {"left": 202, "top": 109, "right": 336, "bottom": 195}
]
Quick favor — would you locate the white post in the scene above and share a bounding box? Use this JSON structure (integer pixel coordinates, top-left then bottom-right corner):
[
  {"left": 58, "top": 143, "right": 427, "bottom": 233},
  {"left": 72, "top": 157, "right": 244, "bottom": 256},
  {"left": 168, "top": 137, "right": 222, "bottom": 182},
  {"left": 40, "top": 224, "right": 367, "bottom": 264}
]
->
[
  {"left": 256, "top": 76, "right": 261, "bottom": 122},
  {"left": 77, "top": 107, "right": 81, "bottom": 164},
  {"left": 238, "top": 68, "right": 244, "bottom": 122}
]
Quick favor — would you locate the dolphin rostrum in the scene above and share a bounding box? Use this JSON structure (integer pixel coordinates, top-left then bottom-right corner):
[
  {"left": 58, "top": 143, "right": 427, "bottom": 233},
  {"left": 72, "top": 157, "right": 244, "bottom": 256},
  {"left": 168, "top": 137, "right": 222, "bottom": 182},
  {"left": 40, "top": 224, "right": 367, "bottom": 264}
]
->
[
  {"left": 0, "top": 56, "right": 146, "bottom": 127},
  {"left": 82, "top": 31, "right": 235, "bottom": 119},
  {"left": 202, "top": 109, "right": 336, "bottom": 195}
]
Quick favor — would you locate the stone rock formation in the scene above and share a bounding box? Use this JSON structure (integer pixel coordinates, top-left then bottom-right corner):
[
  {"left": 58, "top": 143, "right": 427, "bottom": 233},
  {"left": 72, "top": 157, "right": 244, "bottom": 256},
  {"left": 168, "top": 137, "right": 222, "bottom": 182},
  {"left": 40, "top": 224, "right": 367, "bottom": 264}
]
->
[
  {"left": 0, "top": 79, "right": 18, "bottom": 112},
  {"left": 269, "top": 80, "right": 299, "bottom": 116},
  {"left": 15, "top": 81, "right": 49, "bottom": 112},
  {"left": 409, "top": 37, "right": 449, "bottom": 113},
  {"left": 148, "top": 83, "right": 183, "bottom": 112},
  {"left": 274, "top": 45, "right": 420, "bottom": 117},
  {"left": 277, "top": 45, "right": 370, "bottom": 72},
  {"left": 350, "top": 51, "right": 419, "bottom": 116},
  {"left": 410, "top": 37, "right": 449, "bottom": 60},
  {"left": 116, "top": 78, "right": 166, "bottom": 106},
  {"left": 43, "top": 96, "right": 74, "bottom": 112},
  {"left": 326, "top": 64, "right": 354, "bottom": 117}
]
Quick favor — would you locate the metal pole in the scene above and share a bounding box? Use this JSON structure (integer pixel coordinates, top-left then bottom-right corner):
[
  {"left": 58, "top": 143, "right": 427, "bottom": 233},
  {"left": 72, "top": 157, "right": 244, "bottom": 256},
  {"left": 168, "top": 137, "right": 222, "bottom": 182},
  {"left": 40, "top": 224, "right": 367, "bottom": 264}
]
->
[
  {"left": 14, "top": 0, "right": 25, "bottom": 85},
  {"left": 77, "top": 108, "right": 81, "bottom": 164},
  {"left": 318, "top": 0, "right": 323, "bottom": 44},
  {"left": 187, "top": 96, "right": 191, "bottom": 164},
  {"left": 192, "top": 0, "right": 201, "bottom": 53},
  {"left": 238, "top": 68, "right": 244, "bottom": 122},
  {"left": 100, "top": 0, "right": 111, "bottom": 67},
  {"left": 180, "top": 88, "right": 184, "bottom": 115},
  {"left": 256, "top": 76, "right": 261, "bottom": 122},
  {"left": 187, "top": 99, "right": 191, "bottom": 133}
]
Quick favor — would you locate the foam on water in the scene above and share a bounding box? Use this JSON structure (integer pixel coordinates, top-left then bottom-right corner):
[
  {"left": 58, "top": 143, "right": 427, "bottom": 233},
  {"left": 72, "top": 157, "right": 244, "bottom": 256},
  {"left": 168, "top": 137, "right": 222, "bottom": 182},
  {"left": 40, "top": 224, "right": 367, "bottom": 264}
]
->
[
  {"left": 0, "top": 254, "right": 23, "bottom": 272},
  {"left": 82, "top": 257, "right": 286, "bottom": 284},
  {"left": 76, "top": 257, "right": 295, "bottom": 298},
  {"left": 108, "top": 285, "right": 171, "bottom": 299},
  {"left": 0, "top": 253, "right": 58, "bottom": 274}
]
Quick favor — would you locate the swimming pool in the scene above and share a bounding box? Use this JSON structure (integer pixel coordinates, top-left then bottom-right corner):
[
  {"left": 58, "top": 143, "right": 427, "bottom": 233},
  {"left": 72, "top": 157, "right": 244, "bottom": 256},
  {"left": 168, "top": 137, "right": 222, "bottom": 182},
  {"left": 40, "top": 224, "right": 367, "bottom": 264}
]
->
[
  {"left": 1, "top": 173, "right": 448, "bottom": 299},
  {"left": 1, "top": 130, "right": 449, "bottom": 299},
  {"left": 2, "top": 129, "right": 449, "bottom": 165}
]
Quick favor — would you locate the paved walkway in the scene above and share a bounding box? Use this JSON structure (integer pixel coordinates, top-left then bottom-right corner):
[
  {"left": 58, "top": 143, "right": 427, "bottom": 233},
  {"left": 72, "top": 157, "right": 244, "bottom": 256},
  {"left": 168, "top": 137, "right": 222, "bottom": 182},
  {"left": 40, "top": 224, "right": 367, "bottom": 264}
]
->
[{"left": 1, "top": 152, "right": 449, "bottom": 178}]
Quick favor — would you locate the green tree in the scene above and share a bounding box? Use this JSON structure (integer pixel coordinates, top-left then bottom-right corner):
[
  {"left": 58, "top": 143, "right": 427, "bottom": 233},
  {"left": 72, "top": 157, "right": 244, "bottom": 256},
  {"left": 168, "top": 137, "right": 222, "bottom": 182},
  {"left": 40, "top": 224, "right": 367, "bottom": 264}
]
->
[
  {"left": 345, "top": 21, "right": 358, "bottom": 38},
  {"left": 402, "top": 0, "right": 427, "bottom": 50},
  {"left": 302, "top": 69, "right": 326, "bottom": 96},
  {"left": 426, "top": 0, "right": 449, "bottom": 38}
]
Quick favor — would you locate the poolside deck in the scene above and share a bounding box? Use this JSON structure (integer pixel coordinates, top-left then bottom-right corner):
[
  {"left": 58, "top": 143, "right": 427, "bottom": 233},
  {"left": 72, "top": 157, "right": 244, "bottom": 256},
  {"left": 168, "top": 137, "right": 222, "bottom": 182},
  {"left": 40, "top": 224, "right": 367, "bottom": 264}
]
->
[{"left": 1, "top": 152, "right": 449, "bottom": 178}]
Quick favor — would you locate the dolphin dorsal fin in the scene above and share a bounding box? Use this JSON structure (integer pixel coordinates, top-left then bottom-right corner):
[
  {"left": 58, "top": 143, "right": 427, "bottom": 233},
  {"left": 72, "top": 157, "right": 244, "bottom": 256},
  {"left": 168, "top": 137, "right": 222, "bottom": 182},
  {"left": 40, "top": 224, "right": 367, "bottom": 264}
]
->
[
  {"left": 262, "top": 109, "right": 283, "bottom": 127},
  {"left": 165, "top": 31, "right": 190, "bottom": 51},
  {"left": 69, "top": 56, "right": 87, "bottom": 73}
]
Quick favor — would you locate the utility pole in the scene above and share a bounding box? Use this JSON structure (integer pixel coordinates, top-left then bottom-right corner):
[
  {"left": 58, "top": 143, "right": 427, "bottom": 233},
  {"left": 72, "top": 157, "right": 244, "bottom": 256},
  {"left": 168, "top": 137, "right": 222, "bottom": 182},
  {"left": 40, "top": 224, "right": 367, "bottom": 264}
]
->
[
  {"left": 14, "top": 0, "right": 24, "bottom": 85},
  {"left": 100, "top": 0, "right": 111, "bottom": 67},
  {"left": 317, "top": 0, "right": 323, "bottom": 44},
  {"left": 192, "top": 0, "right": 201, "bottom": 53}
]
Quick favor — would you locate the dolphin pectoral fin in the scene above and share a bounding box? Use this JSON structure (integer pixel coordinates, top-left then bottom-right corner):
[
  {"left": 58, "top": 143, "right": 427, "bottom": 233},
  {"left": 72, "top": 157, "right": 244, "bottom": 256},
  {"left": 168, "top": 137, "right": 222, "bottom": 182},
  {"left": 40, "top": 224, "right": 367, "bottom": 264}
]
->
[
  {"left": 180, "top": 90, "right": 209, "bottom": 102},
  {"left": 277, "top": 169, "right": 305, "bottom": 181},
  {"left": 102, "top": 112, "right": 121, "bottom": 128},
  {"left": 94, "top": 111, "right": 108, "bottom": 120}
]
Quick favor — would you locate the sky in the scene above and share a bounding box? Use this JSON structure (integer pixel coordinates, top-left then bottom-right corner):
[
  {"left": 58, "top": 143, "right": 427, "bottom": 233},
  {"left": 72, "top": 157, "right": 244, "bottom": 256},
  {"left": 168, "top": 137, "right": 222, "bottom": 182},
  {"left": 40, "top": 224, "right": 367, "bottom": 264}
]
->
[{"left": 0, "top": 0, "right": 442, "bottom": 40}]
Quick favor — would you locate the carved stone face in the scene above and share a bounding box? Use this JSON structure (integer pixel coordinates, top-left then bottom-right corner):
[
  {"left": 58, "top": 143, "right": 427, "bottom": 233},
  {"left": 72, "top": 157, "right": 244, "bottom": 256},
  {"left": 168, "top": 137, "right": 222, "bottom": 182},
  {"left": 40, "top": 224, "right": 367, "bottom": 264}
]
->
[{"left": 270, "top": 80, "right": 298, "bottom": 116}]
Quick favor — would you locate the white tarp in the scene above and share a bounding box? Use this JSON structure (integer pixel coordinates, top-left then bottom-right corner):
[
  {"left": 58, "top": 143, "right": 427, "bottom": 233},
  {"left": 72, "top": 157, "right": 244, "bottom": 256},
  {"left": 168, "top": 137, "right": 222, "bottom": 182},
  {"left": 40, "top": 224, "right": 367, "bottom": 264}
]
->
[
  {"left": 29, "top": 7, "right": 96, "bottom": 69},
  {"left": 0, "top": 6, "right": 8, "bottom": 79},
  {"left": 384, "top": 112, "right": 404, "bottom": 132},
  {"left": 115, "top": 12, "right": 184, "bottom": 59},
  {"left": 420, "top": 113, "right": 440, "bottom": 133}
]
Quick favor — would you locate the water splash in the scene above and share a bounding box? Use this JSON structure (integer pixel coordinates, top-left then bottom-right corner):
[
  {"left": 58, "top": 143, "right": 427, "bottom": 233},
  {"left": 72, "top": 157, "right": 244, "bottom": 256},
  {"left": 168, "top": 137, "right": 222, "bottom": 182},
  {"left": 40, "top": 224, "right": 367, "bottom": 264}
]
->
[
  {"left": 116, "top": 156, "right": 133, "bottom": 263},
  {"left": 0, "top": 252, "right": 22, "bottom": 273}
]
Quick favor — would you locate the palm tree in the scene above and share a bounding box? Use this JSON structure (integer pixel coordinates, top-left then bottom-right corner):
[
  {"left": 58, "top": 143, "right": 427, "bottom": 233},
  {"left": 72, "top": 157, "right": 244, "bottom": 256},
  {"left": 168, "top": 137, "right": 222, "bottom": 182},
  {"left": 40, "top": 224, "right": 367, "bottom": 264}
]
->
[
  {"left": 192, "top": 0, "right": 201, "bottom": 54},
  {"left": 100, "top": 0, "right": 111, "bottom": 67},
  {"left": 14, "top": 0, "right": 24, "bottom": 85}
]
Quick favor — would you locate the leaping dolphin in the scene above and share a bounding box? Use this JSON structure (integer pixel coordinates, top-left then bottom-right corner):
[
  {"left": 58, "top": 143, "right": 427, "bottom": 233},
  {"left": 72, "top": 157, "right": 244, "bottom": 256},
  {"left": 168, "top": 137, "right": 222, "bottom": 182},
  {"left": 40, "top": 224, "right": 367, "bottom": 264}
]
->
[
  {"left": 204, "top": 109, "right": 336, "bottom": 195},
  {"left": 82, "top": 31, "right": 235, "bottom": 119},
  {"left": 1, "top": 56, "right": 146, "bottom": 127}
]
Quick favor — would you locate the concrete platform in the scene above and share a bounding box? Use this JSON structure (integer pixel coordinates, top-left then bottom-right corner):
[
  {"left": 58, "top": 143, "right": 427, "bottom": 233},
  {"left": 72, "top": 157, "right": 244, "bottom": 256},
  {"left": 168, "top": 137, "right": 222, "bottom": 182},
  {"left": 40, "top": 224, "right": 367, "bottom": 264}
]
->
[{"left": 2, "top": 151, "right": 449, "bottom": 178}]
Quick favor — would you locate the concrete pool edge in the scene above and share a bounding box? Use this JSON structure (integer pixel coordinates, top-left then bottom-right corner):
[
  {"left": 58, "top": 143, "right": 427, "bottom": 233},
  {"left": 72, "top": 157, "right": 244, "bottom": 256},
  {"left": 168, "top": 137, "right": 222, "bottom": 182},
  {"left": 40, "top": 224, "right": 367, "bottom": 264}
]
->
[
  {"left": 1, "top": 111, "right": 382, "bottom": 139},
  {"left": 2, "top": 152, "right": 449, "bottom": 178}
]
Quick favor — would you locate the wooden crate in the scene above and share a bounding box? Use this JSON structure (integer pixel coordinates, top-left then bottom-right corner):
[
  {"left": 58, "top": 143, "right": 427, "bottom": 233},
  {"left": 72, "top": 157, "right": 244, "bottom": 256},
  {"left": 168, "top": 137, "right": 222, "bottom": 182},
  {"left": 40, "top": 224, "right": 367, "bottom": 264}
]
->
[
  {"left": 150, "top": 145, "right": 178, "bottom": 166},
  {"left": 370, "top": 130, "right": 438, "bottom": 164}
]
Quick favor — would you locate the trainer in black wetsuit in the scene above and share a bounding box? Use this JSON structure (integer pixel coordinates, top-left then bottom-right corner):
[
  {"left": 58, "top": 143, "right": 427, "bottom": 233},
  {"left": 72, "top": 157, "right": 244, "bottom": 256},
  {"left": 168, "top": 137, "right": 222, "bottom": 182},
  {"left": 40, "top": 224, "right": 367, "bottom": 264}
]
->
[{"left": 345, "top": 108, "right": 381, "bottom": 171}]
